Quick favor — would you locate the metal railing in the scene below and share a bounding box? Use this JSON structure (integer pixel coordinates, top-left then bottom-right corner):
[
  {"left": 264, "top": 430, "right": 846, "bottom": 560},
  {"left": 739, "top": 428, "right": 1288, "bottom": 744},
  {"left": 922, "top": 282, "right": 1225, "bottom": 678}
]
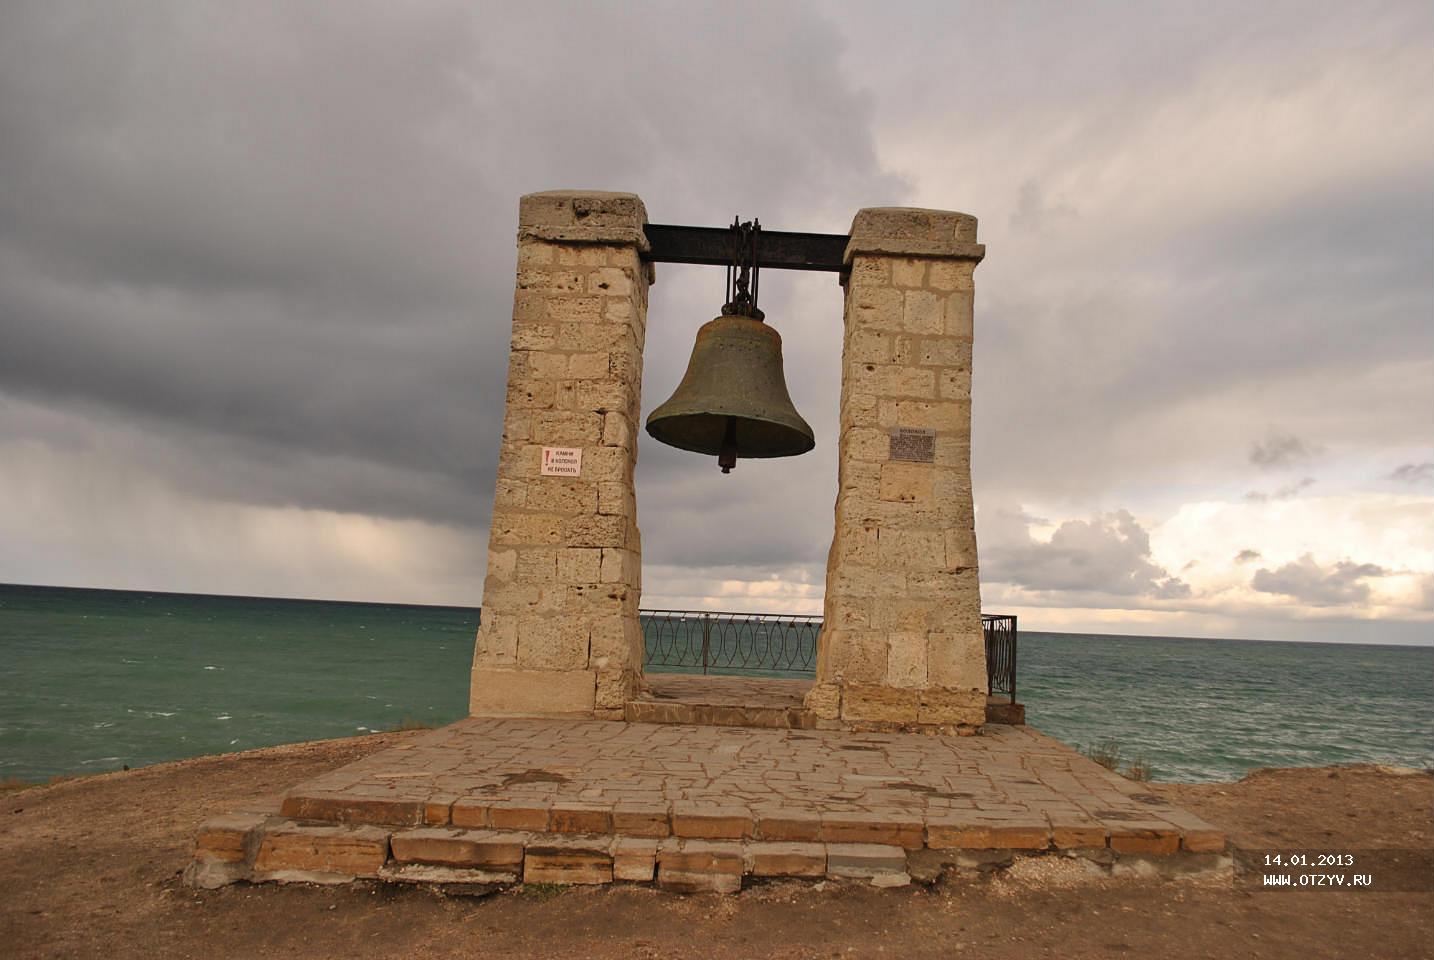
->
[
  {"left": 640, "top": 608, "right": 1018, "bottom": 699},
  {"left": 641, "top": 609, "right": 820, "bottom": 677},
  {"left": 982, "top": 613, "right": 1017, "bottom": 702}
]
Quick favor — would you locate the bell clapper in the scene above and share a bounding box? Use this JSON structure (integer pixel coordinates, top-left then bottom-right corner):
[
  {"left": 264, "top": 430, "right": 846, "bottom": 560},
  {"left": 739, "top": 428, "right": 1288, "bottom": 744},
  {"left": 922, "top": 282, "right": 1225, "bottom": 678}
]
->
[{"left": 718, "top": 416, "right": 738, "bottom": 473}]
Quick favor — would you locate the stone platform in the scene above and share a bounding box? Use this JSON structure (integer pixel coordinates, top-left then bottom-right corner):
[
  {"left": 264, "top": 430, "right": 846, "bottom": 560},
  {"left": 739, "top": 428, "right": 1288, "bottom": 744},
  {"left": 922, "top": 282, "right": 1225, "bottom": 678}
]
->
[
  {"left": 187, "top": 717, "right": 1229, "bottom": 892},
  {"left": 626, "top": 675, "right": 1024, "bottom": 729}
]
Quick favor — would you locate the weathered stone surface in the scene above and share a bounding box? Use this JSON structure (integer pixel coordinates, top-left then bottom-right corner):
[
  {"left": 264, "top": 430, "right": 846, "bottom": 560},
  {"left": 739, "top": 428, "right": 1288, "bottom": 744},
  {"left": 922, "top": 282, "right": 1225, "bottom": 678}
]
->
[
  {"left": 523, "top": 836, "right": 613, "bottom": 884},
  {"left": 279, "top": 793, "right": 424, "bottom": 826},
  {"left": 613, "top": 837, "right": 659, "bottom": 882},
  {"left": 826, "top": 843, "right": 910, "bottom": 885},
  {"left": 549, "top": 803, "right": 612, "bottom": 834},
  {"left": 486, "top": 800, "right": 551, "bottom": 832},
  {"left": 470, "top": 191, "right": 650, "bottom": 721},
  {"left": 1110, "top": 829, "right": 1181, "bottom": 856},
  {"left": 820, "top": 812, "right": 923, "bottom": 849},
  {"left": 1181, "top": 829, "right": 1227, "bottom": 853},
  {"left": 814, "top": 207, "right": 986, "bottom": 733},
  {"left": 1051, "top": 825, "right": 1109, "bottom": 849},
  {"left": 745, "top": 842, "right": 826, "bottom": 878},
  {"left": 755, "top": 807, "right": 824, "bottom": 843},
  {"left": 252, "top": 824, "right": 390, "bottom": 880},
  {"left": 926, "top": 820, "right": 1050, "bottom": 850},
  {"left": 671, "top": 804, "right": 753, "bottom": 840},
  {"left": 389, "top": 828, "right": 525, "bottom": 870},
  {"left": 657, "top": 839, "right": 743, "bottom": 894},
  {"left": 193, "top": 812, "right": 266, "bottom": 863},
  {"left": 612, "top": 803, "right": 671, "bottom": 838}
]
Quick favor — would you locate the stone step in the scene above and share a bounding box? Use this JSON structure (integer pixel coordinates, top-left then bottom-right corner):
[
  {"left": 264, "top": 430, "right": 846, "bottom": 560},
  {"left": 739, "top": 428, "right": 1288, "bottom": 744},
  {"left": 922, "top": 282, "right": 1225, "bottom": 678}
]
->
[
  {"left": 624, "top": 697, "right": 817, "bottom": 729},
  {"left": 186, "top": 812, "right": 1232, "bottom": 893}
]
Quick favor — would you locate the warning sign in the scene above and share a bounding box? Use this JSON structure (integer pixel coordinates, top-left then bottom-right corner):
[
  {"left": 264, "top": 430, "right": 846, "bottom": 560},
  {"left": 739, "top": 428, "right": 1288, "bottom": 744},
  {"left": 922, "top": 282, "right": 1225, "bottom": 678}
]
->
[{"left": 540, "top": 446, "right": 583, "bottom": 477}]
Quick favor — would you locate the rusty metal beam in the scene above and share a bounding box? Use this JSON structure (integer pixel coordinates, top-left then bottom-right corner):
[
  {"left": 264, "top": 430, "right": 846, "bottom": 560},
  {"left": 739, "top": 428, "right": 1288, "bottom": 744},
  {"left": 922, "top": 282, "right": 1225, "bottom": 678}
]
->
[{"left": 642, "top": 223, "right": 848, "bottom": 273}]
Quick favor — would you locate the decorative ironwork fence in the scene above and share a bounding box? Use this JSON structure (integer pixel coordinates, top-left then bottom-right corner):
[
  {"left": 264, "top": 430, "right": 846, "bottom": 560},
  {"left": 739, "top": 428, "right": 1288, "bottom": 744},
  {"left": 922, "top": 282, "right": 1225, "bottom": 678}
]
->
[
  {"left": 640, "top": 609, "right": 820, "bottom": 677},
  {"left": 982, "top": 613, "right": 1017, "bottom": 702},
  {"left": 640, "top": 608, "right": 1019, "bottom": 699}
]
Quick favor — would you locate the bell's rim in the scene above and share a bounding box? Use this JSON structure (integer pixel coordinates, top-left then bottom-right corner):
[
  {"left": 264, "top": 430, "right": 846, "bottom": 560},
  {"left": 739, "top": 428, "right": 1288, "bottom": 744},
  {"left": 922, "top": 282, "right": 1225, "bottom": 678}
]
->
[{"left": 645, "top": 411, "right": 816, "bottom": 459}]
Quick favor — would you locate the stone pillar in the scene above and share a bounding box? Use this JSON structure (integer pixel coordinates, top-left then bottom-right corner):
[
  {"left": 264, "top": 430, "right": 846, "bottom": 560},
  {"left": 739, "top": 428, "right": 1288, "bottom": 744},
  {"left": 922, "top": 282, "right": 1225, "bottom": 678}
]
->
[
  {"left": 807, "top": 207, "right": 987, "bottom": 732},
  {"left": 470, "top": 190, "right": 651, "bottom": 719}
]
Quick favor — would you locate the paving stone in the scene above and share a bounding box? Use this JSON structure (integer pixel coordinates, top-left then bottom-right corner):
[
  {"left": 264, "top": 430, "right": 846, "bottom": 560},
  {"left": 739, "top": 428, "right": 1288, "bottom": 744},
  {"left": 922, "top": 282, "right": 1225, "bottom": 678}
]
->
[
  {"left": 199, "top": 713, "right": 1223, "bottom": 891},
  {"left": 550, "top": 803, "right": 612, "bottom": 834},
  {"left": 389, "top": 828, "right": 525, "bottom": 870},
  {"left": 487, "top": 799, "right": 551, "bottom": 831},
  {"left": 820, "top": 812, "right": 923, "bottom": 849},
  {"left": 1051, "top": 824, "right": 1109, "bottom": 849},
  {"left": 927, "top": 820, "right": 1050, "bottom": 850},
  {"left": 612, "top": 803, "right": 671, "bottom": 837},
  {"left": 744, "top": 842, "right": 827, "bottom": 878},
  {"left": 522, "top": 836, "right": 613, "bottom": 884},
  {"left": 1110, "top": 828, "right": 1181, "bottom": 856},
  {"left": 671, "top": 803, "right": 753, "bottom": 840},
  {"left": 754, "top": 808, "right": 823, "bottom": 842}
]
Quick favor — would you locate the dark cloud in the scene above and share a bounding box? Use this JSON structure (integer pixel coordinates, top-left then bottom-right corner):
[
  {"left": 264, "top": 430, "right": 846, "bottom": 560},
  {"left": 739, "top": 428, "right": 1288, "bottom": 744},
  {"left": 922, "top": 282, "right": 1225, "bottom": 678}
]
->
[
  {"left": 0, "top": 0, "right": 896, "bottom": 546},
  {"left": 982, "top": 508, "right": 1191, "bottom": 599},
  {"left": 1390, "top": 462, "right": 1434, "bottom": 486},
  {"left": 1250, "top": 433, "right": 1315, "bottom": 470},
  {"left": 1251, "top": 555, "right": 1389, "bottom": 606},
  {"left": 1244, "top": 476, "right": 1316, "bottom": 503},
  {"left": 1234, "top": 549, "right": 1262, "bottom": 564}
]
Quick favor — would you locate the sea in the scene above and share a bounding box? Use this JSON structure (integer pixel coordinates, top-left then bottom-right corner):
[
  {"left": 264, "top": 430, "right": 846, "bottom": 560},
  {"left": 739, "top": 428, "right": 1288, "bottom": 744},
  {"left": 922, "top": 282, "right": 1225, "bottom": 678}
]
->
[{"left": 2, "top": 583, "right": 1430, "bottom": 784}]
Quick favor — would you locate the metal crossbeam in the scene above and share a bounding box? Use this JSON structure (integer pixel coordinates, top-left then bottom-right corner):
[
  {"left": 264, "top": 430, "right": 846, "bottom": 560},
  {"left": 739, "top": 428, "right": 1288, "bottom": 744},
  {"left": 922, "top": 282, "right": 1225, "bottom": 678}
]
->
[{"left": 643, "top": 223, "right": 848, "bottom": 273}]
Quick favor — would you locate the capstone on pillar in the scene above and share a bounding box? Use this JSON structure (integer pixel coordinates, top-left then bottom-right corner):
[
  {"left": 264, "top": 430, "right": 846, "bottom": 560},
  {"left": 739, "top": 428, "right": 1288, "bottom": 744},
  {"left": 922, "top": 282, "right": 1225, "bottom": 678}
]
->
[
  {"left": 807, "top": 207, "right": 988, "bottom": 732},
  {"left": 469, "top": 190, "right": 652, "bottom": 719}
]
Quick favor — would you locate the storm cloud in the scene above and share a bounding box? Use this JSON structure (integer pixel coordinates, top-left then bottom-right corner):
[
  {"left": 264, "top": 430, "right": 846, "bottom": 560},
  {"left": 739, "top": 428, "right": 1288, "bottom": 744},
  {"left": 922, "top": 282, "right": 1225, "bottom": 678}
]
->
[{"left": 1, "top": 1, "right": 1430, "bottom": 641}]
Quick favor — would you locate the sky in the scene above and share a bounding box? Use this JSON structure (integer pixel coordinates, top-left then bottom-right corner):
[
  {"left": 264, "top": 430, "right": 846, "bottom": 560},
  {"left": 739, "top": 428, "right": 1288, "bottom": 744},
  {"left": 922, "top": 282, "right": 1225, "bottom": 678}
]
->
[{"left": 1, "top": 1, "right": 1430, "bottom": 644}]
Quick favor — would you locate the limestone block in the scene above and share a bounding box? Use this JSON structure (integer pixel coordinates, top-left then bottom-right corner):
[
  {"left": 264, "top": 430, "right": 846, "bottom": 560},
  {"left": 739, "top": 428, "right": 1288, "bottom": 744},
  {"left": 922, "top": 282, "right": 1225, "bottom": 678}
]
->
[
  {"left": 517, "top": 619, "right": 588, "bottom": 671},
  {"left": 550, "top": 803, "right": 613, "bottom": 834},
  {"left": 614, "top": 838, "right": 659, "bottom": 881},
  {"left": 556, "top": 547, "right": 603, "bottom": 584},
  {"left": 745, "top": 842, "right": 826, "bottom": 877},
  {"left": 879, "top": 462, "right": 933, "bottom": 503},
  {"left": 252, "top": 824, "right": 390, "bottom": 880},
  {"left": 902, "top": 290, "right": 944, "bottom": 334},
  {"left": 469, "top": 667, "right": 595, "bottom": 716},
  {"left": 193, "top": 813, "right": 266, "bottom": 863},
  {"left": 390, "top": 828, "right": 525, "bottom": 870},
  {"left": 825, "top": 843, "right": 910, "bottom": 885},
  {"left": 613, "top": 804, "right": 671, "bottom": 838},
  {"left": 841, "top": 683, "right": 919, "bottom": 724},
  {"left": 926, "top": 820, "right": 1049, "bottom": 851},
  {"left": 889, "top": 258, "right": 927, "bottom": 288},
  {"left": 944, "top": 293, "right": 974, "bottom": 337},
  {"left": 928, "top": 260, "right": 974, "bottom": 291},
  {"left": 918, "top": 686, "right": 985, "bottom": 726},
  {"left": 802, "top": 683, "right": 842, "bottom": 722},
  {"left": 886, "top": 634, "right": 928, "bottom": 687},
  {"left": 523, "top": 837, "right": 614, "bottom": 885},
  {"left": 657, "top": 839, "right": 743, "bottom": 894},
  {"left": 926, "top": 632, "right": 987, "bottom": 689}
]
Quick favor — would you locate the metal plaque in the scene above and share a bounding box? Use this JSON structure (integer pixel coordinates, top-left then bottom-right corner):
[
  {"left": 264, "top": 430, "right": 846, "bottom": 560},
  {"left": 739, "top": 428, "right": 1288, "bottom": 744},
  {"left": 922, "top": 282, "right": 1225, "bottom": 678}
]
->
[
  {"left": 888, "top": 426, "right": 936, "bottom": 463},
  {"left": 540, "top": 446, "right": 583, "bottom": 477}
]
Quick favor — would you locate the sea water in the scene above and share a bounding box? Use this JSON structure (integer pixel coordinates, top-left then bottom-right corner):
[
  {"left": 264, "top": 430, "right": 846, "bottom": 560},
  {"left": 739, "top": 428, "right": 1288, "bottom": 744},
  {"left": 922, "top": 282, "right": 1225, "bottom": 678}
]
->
[{"left": 1, "top": 583, "right": 1430, "bottom": 783}]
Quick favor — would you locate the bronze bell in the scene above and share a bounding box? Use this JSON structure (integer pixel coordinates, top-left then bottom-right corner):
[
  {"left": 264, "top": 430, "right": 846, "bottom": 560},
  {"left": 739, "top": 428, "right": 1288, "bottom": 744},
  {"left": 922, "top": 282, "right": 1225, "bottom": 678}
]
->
[
  {"left": 646, "top": 216, "right": 815, "bottom": 473},
  {"left": 645, "top": 313, "right": 815, "bottom": 473}
]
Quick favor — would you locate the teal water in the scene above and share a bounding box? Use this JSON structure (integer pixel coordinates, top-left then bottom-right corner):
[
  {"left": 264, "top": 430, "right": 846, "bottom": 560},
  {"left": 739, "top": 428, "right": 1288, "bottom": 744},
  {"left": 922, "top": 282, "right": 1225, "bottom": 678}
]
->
[{"left": 2, "top": 583, "right": 1430, "bottom": 783}]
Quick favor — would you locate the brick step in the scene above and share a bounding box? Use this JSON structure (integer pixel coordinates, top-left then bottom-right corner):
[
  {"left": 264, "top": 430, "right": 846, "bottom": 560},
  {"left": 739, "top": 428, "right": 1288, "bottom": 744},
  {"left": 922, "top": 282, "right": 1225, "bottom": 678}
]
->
[{"left": 186, "top": 815, "right": 1234, "bottom": 893}]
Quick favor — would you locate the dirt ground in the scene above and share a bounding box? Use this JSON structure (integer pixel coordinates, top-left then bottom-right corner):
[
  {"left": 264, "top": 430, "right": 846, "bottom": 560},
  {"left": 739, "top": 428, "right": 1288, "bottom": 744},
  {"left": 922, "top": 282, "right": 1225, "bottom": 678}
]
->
[{"left": 2, "top": 731, "right": 1430, "bottom": 960}]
